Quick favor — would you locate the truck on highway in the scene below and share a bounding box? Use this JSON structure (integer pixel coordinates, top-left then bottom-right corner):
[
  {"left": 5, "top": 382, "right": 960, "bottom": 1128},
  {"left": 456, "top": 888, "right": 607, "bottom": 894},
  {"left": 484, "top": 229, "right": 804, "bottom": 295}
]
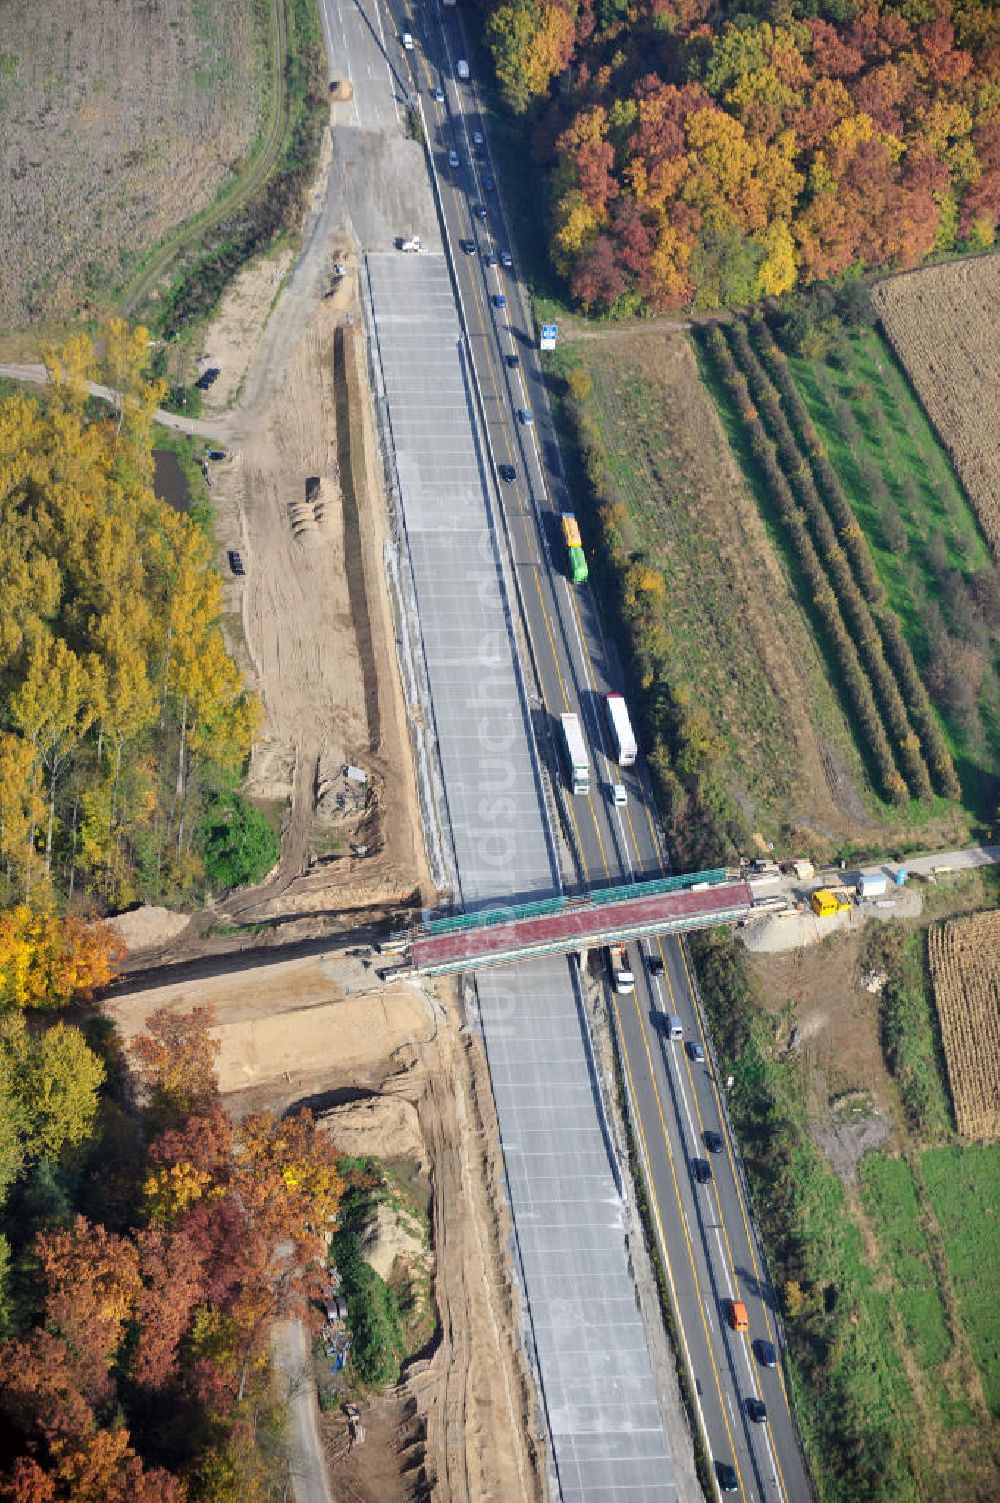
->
[
  {"left": 559, "top": 712, "right": 590, "bottom": 796},
  {"left": 607, "top": 944, "right": 635, "bottom": 994},
  {"left": 560, "top": 513, "right": 588, "bottom": 584},
  {"left": 605, "top": 693, "right": 637, "bottom": 766}
]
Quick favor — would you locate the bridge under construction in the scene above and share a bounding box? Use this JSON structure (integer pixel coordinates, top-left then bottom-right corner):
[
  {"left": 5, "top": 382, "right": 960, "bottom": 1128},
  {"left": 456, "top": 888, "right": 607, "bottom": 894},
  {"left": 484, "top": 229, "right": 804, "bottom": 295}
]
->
[{"left": 407, "top": 869, "right": 757, "bottom": 976}]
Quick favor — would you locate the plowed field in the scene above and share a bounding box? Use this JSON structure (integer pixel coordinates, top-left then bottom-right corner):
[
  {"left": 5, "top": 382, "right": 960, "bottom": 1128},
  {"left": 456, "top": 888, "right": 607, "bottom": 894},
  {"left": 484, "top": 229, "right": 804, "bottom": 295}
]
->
[
  {"left": 873, "top": 257, "right": 1000, "bottom": 556},
  {"left": 928, "top": 909, "right": 1000, "bottom": 1140}
]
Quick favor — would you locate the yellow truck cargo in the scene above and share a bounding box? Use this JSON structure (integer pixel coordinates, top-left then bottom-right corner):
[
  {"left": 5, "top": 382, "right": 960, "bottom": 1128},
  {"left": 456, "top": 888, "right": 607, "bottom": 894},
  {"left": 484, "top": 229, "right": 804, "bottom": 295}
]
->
[{"left": 810, "top": 888, "right": 848, "bottom": 917}]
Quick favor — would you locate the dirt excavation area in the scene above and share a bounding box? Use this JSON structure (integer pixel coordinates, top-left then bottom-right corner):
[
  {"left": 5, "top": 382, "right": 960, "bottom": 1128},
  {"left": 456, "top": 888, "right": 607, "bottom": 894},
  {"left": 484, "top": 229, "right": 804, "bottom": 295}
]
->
[{"left": 108, "top": 947, "right": 545, "bottom": 1503}]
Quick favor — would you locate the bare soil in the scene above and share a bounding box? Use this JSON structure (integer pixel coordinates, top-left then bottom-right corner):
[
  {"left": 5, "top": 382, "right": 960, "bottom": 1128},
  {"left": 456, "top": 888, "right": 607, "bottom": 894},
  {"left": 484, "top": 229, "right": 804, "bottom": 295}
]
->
[
  {"left": 743, "top": 931, "right": 897, "bottom": 1180},
  {"left": 0, "top": 0, "right": 265, "bottom": 332},
  {"left": 873, "top": 255, "right": 1000, "bottom": 557}
]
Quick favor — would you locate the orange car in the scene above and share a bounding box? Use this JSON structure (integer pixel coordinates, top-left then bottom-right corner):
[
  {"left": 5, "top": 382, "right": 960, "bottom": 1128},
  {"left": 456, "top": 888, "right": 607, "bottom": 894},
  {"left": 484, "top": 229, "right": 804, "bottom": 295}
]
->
[{"left": 728, "top": 1299, "right": 749, "bottom": 1334}]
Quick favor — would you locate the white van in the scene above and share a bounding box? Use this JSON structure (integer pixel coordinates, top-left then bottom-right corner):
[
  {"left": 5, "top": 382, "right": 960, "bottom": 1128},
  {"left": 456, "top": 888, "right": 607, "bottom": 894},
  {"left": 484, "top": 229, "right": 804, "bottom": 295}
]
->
[
  {"left": 666, "top": 1014, "right": 683, "bottom": 1041},
  {"left": 456, "top": 58, "right": 470, "bottom": 80}
]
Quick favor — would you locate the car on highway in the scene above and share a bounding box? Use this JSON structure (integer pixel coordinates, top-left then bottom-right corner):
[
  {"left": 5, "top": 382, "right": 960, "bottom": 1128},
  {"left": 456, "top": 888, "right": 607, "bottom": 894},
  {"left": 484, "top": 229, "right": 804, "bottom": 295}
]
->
[
  {"left": 692, "top": 1158, "right": 712, "bottom": 1185},
  {"left": 500, "top": 248, "right": 513, "bottom": 268},
  {"left": 505, "top": 353, "right": 519, "bottom": 369},
  {"left": 483, "top": 250, "right": 497, "bottom": 267},
  {"left": 472, "top": 129, "right": 484, "bottom": 148},
  {"left": 473, "top": 203, "right": 487, "bottom": 221},
  {"left": 456, "top": 58, "right": 470, "bottom": 80},
  {"left": 517, "top": 408, "right": 533, "bottom": 425},
  {"left": 746, "top": 1397, "right": 768, "bottom": 1424},
  {"left": 753, "top": 1337, "right": 778, "bottom": 1368},
  {"left": 686, "top": 1040, "right": 705, "bottom": 1063},
  {"left": 402, "top": 31, "right": 413, "bottom": 50},
  {"left": 703, "top": 1129, "right": 724, "bottom": 1154},
  {"left": 728, "top": 1298, "right": 750, "bottom": 1333},
  {"left": 227, "top": 550, "right": 245, "bottom": 577},
  {"left": 460, "top": 238, "right": 476, "bottom": 255},
  {"left": 497, "top": 464, "right": 516, "bottom": 483},
  {"left": 716, "top": 1461, "right": 739, "bottom": 1494},
  {"left": 483, "top": 173, "right": 496, "bottom": 192},
  {"left": 610, "top": 782, "right": 628, "bottom": 807},
  {"left": 433, "top": 84, "right": 445, "bottom": 103},
  {"left": 647, "top": 954, "right": 665, "bottom": 977},
  {"left": 448, "top": 148, "right": 460, "bottom": 169},
  {"left": 493, "top": 293, "right": 506, "bottom": 309}
]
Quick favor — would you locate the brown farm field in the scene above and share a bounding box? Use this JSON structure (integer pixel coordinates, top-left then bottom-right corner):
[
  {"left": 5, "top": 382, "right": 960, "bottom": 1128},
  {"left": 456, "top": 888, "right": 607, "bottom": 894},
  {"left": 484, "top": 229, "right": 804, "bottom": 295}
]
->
[
  {"left": 929, "top": 909, "right": 1000, "bottom": 1141},
  {"left": 873, "top": 256, "right": 1000, "bottom": 557},
  {"left": 0, "top": 0, "right": 268, "bottom": 333}
]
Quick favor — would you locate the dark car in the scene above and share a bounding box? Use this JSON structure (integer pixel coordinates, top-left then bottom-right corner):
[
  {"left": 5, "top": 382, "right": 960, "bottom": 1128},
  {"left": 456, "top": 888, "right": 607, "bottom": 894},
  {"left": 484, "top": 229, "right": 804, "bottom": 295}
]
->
[
  {"left": 716, "top": 1461, "right": 739, "bottom": 1494},
  {"left": 195, "top": 367, "right": 220, "bottom": 391},
  {"left": 460, "top": 238, "right": 476, "bottom": 255},
  {"left": 746, "top": 1397, "right": 768, "bottom": 1424},
  {"left": 472, "top": 129, "right": 484, "bottom": 148},
  {"left": 206, "top": 448, "right": 227, "bottom": 461},
  {"left": 482, "top": 173, "right": 496, "bottom": 192},
  {"left": 505, "top": 353, "right": 520, "bottom": 369},
  {"left": 497, "top": 464, "right": 516, "bottom": 483},
  {"left": 473, "top": 203, "right": 488, "bottom": 221},
  {"left": 493, "top": 293, "right": 506, "bottom": 310},
  {"left": 692, "top": 1158, "right": 712, "bottom": 1185},
  {"left": 483, "top": 250, "right": 497, "bottom": 267},
  {"left": 647, "top": 954, "right": 665, "bottom": 977},
  {"left": 753, "top": 1338, "right": 778, "bottom": 1369},
  {"left": 703, "top": 1130, "right": 724, "bottom": 1155},
  {"left": 687, "top": 1040, "right": 706, "bottom": 1064},
  {"left": 227, "top": 549, "right": 245, "bottom": 577}
]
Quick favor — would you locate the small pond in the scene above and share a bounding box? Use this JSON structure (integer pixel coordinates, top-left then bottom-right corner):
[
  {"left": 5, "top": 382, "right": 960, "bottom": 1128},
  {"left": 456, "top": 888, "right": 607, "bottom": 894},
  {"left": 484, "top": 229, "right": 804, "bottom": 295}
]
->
[{"left": 153, "top": 449, "right": 191, "bottom": 513}]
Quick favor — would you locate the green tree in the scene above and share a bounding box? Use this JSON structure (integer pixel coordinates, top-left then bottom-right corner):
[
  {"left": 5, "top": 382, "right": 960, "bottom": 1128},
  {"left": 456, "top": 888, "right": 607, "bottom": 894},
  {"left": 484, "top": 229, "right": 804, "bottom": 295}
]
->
[
  {"left": 0, "top": 1015, "right": 104, "bottom": 1161},
  {"left": 198, "top": 791, "right": 279, "bottom": 892}
]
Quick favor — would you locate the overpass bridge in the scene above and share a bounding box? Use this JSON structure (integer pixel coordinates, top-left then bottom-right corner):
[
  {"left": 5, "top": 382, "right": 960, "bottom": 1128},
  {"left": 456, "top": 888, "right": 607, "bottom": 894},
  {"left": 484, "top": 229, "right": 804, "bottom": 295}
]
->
[{"left": 407, "top": 869, "right": 756, "bottom": 976}]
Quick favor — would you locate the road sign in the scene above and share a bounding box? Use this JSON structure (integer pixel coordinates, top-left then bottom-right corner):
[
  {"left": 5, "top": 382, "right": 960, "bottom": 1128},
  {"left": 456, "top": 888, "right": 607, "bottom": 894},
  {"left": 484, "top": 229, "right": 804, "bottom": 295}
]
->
[{"left": 540, "top": 323, "right": 558, "bottom": 351}]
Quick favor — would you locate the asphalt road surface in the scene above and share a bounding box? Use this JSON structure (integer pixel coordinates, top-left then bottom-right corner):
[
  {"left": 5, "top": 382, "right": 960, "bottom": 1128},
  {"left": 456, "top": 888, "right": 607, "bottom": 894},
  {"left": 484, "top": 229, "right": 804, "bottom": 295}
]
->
[{"left": 330, "top": 1, "right": 815, "bottom": 1498}]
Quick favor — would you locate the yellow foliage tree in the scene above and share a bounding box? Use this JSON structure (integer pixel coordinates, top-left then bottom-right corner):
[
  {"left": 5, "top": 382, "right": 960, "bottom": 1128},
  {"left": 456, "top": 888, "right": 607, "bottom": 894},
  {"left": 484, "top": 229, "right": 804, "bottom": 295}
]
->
[{"left": 0, "top": 905, "right": 124, "bottom": 1011}]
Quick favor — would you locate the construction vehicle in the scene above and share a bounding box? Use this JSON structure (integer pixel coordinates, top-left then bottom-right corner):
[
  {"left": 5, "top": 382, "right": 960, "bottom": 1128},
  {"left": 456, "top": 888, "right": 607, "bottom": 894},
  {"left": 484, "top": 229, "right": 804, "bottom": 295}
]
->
[
  {"left": 559, "top": 712, "right": 590, "bottom": 796},
  {"left": 607, "top": 944, "right": 635, "bottom": 995},
  {"left": 810, "top": 888, "right": 850, "bottom": 917},
  {"left": 560, "top": 513, "right": 589, "bottom": 584},
  {"left": 605, "top": 692, "right": 637, "bottom": 766}
]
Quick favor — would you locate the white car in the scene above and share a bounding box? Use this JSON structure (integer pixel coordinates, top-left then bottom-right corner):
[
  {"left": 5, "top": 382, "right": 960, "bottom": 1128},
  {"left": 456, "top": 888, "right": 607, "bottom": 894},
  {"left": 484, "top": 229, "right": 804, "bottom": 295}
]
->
[
  {"left": 610, "top": 783, "right": 628, "bottom": 808},
  {"left": 456, "top": 58, "right": 470, "bottom": 80},
  {"left": 402, "top": 31, "right": 414, "bottom": 50}
]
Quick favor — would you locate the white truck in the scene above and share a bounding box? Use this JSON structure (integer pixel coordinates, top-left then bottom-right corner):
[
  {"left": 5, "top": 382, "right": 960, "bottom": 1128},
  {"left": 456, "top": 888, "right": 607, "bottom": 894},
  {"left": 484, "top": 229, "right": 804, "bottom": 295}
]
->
[
  {"left": 559, "top": 713, "right": 590, "bottom": 796},
  {"left": 397, "top": 234, "right": 422, "bottom": 253},
  {"left": 606, "top": 693, "right": 637, "bottom": 767},
  {"left": 607, "top": 944, "right": 635, "bottom": 995}
]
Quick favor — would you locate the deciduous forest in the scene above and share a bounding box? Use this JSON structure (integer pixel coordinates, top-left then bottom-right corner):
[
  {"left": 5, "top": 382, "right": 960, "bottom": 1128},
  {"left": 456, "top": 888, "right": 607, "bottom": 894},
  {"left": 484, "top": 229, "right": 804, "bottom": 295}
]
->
[
  {"left": 0, "top": 326, "right": 266, "bottom": 916},
  {"left": 484, "top": 0, "right": 1000, "bottom": 310}
]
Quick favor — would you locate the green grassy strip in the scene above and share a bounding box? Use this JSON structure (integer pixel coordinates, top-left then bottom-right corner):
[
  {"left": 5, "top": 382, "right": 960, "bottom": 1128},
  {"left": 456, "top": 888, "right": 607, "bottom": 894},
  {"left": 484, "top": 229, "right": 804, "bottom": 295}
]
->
[
  {"left": 862, "top": 926, "right": 953, "bottom": 1139},
  {"left": 859, "top": 1155, "right": 952, "bottom": 1376},
  {"left": 923, "top": 1145, "right": 1000, "bottom": 1417}
]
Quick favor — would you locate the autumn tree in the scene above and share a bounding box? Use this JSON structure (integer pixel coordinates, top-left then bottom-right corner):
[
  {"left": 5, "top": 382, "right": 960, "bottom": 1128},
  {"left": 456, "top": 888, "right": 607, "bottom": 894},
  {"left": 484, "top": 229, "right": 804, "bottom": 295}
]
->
[
  {"left": 0, "top": 907, "right": 124, "bottom": 1011},
  {"left": 486, "top": 0, "right": 575, "bottom": 114},
  {"left": 129, "top": 1006, "right": 221, "bottom": 1129}
]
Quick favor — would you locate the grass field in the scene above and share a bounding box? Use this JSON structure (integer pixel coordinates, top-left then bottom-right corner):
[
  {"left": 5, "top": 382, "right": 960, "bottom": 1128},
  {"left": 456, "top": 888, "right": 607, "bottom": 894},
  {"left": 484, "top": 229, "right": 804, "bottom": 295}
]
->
[
  {"left": 785, "top": 326, "right": 999, "bottom": 793},
  {"left": 923, "top": 1145, "right": 1000, "bottom": 1416},
  {"left": 859, "top": 1155, "right": 952, "bottom": 1379}
]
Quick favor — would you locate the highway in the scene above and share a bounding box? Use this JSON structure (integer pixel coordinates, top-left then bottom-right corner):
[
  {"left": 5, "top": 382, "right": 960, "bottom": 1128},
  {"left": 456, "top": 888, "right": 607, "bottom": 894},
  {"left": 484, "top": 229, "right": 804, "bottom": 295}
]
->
[
  {"left": 325, "top": 1, "right": 813, "bottom": 1498},
  {"left": 396, "top": 10, "right": 815, "bottom": 1501}
]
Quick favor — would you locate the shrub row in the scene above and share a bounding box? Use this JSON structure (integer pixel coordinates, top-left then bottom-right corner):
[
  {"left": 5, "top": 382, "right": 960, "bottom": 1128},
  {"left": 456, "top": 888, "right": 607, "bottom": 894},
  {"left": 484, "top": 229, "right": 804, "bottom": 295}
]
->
[
  {"left": 751, "top": 318, "right": 960, "bottom": 800},
  {"left": 725, "top": 321, "right": 933, "bottom": 801},
  {"left": 749, "top": 314, "right": 884, "bottom": 605},
  {"left": 705, "top": 326, "right": 908, "bottom": 805}
]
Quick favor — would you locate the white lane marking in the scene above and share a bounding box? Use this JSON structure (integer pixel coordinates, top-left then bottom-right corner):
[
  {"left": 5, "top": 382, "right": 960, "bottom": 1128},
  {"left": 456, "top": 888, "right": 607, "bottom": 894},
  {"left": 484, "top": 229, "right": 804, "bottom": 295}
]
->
[{"left": 370, "top": 0, "right": 401, "bottom": 124}]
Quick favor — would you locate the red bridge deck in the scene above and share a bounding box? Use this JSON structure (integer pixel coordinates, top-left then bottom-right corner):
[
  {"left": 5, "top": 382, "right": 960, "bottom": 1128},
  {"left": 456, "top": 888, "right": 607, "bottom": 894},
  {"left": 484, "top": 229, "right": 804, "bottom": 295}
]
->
[{"left": 410, "top": 880, "right": 753, "bottom": 975}]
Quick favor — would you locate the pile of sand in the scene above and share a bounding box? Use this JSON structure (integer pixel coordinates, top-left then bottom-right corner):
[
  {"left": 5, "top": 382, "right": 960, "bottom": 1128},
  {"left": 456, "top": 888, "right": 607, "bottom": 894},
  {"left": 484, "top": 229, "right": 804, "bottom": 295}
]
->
[
  {"left": 319, "top": 1093, "right": 427, "bottom": 1169},
  {"left": 108, "top": 905, "right": 190, "bottom": 954}
]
